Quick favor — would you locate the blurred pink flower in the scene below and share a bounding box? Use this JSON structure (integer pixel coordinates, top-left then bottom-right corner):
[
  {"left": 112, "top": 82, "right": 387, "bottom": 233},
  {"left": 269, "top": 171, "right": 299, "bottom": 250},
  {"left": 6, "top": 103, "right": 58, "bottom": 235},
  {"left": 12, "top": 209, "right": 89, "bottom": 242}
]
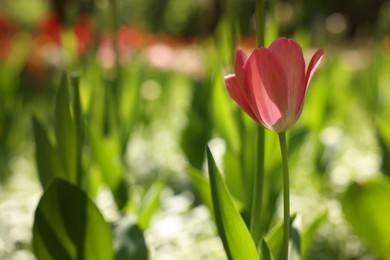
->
[{"left": 224, "top": 38, "right": 324, "bottom": 132}]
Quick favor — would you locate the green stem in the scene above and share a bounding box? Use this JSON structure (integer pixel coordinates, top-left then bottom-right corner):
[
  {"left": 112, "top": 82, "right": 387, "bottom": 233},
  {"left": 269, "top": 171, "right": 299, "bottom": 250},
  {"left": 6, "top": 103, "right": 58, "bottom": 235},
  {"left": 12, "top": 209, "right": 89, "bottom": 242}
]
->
[
  {"left": 278, "top": 132, "right": 290, "bottom": 260},
  {"left": 250, "top": 126, "right": 265, "bottom": 244},
  {"left": 109, "top": 0, "right": 121, "bottom": 102},
  {"left": 256, "top": 0, "right": 266, "bottom": 47},
  {"left": 249, "top": 0, "right": 266, "bottom": 246}
]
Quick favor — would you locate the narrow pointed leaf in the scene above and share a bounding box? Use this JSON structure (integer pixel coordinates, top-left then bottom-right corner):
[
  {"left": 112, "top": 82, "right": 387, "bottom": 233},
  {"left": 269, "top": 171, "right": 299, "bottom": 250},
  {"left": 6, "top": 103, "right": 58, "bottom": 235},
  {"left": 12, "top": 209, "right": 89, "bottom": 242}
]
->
[
  {"left": 211, "top": 74, "right": 241, "bottom": 154},
  {"left": 32, "top": 178, "right": 113, "bottom": 260},
  {"left": 265, "top": 213, "right": 298, "bottom": 260},
  {"left": 71, "top": 73, "right": 84, "bottom": 185},
  {"left": 186, "top": 166, "right": 213, "bottom": 214},
  {"left": 301, "top": 210, "right": 327, "bottom": 258},
  {"left": 118, "top": 66, "right": 140, "bottom": 153},
  {"left": 260, "top": 239, "right": 274, "bottom": 260},
  {"left": 55, "top": 75, "right": 78, "bottom": 184},
  {"left": 113, "top": 216, "right": 148, "bottom": 260},
  {"left": 88, "top": 124, "right": 129, "bottom": 209},
  {"left": 32, "top": 116, "right": 64, "bottom": 187},
  {"left": 207, "top": 146, "right": 258, "bottom": 260},
  {"left": 137, "top": 180, "right": 165, "bottom": 230},
  {"left": 289, "top": 215, "right": 301, "bottom": 260}
]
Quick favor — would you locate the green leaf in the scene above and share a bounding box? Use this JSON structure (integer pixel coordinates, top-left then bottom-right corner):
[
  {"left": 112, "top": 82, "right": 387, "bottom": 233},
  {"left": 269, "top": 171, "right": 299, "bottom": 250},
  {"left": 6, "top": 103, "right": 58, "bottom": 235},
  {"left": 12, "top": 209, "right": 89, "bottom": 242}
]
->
[
  {"left": 341, "top": 176, "right": 390, "bottom": 259},
  {"left": 289, "top": 216, "right": 301, "bottom": 260},
  {"left": 186, "top": 166, "right": 214, "bottom": 215},
  {"left": 113, "top": 216, "right": 148, "bottom": 260},
  {"left": 71, "top": 73, "right": 84, "bottom": 185},
  {"left": 264, "top": 213, "right": 300, "bottom": 260},
  {"left": 223, "top": 148, "right": 245, "bottom": 209},
  {"left": 55, "top": 75, "right": 78, "bottom": 184},
  {"left": 260, "top": 239, "right": 274, "bottom": 260},
  {"left": 88, "top": 124, "right": 129, "bottom": 209},
  {"left": 118, "top": 66, "right": 140, "bottom": 153},
  {"left": 181, "top": 78, "right": 213, "bottom": 169},
  {"left": 211, "top": 74, "right": 240, "bottom": 154},
  {"left": 137, "top": 180, "right": 165, "bottom": 230},
  {"left": 32, "top": 178, "right": 113, "bottom": 260},
  {"left": 301, "top": 210, "right": 327, "bottom": 258},
  {"left": 207, "top": 146, "right": 258, "bottom": 260},
  {"left": 32, "top": 116, "right": 64, "bottom": 187}
]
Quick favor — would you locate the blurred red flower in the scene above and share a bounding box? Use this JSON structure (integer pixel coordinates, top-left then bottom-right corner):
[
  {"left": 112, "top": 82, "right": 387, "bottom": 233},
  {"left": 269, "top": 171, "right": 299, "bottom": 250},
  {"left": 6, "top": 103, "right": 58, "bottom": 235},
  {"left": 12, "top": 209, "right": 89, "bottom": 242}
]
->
[
  {"left": 0, "top": 14, "right": 14, "bottom": 60},
  {"left": 38, "top": 13, "right": 95, "bottom": 56}
]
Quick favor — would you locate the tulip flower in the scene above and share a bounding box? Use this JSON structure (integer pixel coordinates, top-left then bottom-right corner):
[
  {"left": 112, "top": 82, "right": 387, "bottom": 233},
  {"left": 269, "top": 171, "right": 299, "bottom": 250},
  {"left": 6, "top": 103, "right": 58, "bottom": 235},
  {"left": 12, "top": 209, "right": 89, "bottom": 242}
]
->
[{"left": 224, "top": 38, "right": 324, "bottom": 133}]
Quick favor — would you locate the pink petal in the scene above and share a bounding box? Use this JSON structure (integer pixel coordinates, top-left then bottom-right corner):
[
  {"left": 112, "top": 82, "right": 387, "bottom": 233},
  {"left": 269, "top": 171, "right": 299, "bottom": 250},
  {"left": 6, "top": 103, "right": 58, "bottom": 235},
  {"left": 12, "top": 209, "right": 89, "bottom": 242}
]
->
[
  {"left": 234, "top": 48, "right": 248, "bottom": 88},
  {"left": 245, "top": 48, "right": 289, "bottom": 131},
  {"left": 292, "top": 48, "right": 324, "bottom": 118},
  {"left": 268, "top": 38, "right": 306, "bottom": 116},
  {"left": 306, "top": 48, "right": 324, "bottom": 87},
  {"left": 233, "top": 48, "right": 262, "bottom": 122},
  {"left": 224, "top": 74, "right": 258, "bottom": 122}
]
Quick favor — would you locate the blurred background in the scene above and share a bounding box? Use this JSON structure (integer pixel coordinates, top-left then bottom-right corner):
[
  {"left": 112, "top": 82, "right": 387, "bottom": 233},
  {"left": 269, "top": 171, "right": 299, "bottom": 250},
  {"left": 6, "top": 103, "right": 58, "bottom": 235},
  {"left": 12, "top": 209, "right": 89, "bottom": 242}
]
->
[{"left": 1, "top": 0, "right": 390, "bottom": 259}]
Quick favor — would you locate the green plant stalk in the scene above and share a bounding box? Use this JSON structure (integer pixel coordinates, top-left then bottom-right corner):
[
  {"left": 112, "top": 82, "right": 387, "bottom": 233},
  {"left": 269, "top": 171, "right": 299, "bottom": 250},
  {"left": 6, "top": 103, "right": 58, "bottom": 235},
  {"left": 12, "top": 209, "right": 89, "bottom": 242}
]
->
[
  {"left": 249, "top": 0, "right": 266, "bottom": 245},
  {"left": 109, "top": 0, "right": 121, "bottom": 102},
  {"left": 278, "top": 132, "right": 290, "bottom": 260},
  {"left": 256, "top": 0, "right": 266, "bottom": 47},
  {"left": 250, "top": 126, "right": 265, "bottom": 244}
]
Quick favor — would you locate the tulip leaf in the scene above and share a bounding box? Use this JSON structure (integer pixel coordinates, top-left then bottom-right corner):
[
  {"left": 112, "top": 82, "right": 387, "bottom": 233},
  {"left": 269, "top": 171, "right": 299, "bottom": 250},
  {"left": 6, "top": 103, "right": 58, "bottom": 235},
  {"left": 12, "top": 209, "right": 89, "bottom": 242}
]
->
[
  {"left": 32, "top": 178, "right": 113, "bottom": 260},
  {"left": 377, "top": 119, "right": 390, "bottom": 177},
  {"left": 181, "top": 80, "right": 213, "bottom": 169},
  {"left": 301, "top": 209, "right": 327, "bottom": 258},
  {"left": 211, "top": 74, "right": 240, "bottom": 154},
  {"left": 71, "top": 74, "right": 84, "bottom": 184},
  {"left": 113, "top": 216, "right": 148, "bottom": 260},
  {"left": 88, "top": 124, "right": 129, "bottom": 209},
  {"left": 32, "top": 116, "right": 64, "bottom": 187},
  {"left": 260, "top": 239, "right": 274, "bottom": 260},
  {"left": 186, "top": 166, "right": 213, "bottom": 215},
  {"left": 341, "top": 176, "right": 390, "bottom": 259},
  {"left": 206, "top": 146, "right": 258, "bottom": 260},
  {"left": 118, "top": 66, "right": 140, "bottom": 152},
  {"left": 264, "top": 213, "right": 300, "bottom": 260},
  {"left": 137, "top": 180, "right": 165, "bottom": 230},
  {"left": 223, "top": 148, "right": 245, "bottom": 210},
  {"left": 54, "top": 75, "right": 78, "bottom": 184}
]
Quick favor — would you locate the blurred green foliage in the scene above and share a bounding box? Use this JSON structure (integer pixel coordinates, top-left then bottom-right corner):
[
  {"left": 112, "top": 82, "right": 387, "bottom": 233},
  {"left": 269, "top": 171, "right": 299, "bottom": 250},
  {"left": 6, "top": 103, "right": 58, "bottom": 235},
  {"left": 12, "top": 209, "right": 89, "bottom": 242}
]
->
[{"left": 1, "top": 0, "right": 390, "bottom": 259}]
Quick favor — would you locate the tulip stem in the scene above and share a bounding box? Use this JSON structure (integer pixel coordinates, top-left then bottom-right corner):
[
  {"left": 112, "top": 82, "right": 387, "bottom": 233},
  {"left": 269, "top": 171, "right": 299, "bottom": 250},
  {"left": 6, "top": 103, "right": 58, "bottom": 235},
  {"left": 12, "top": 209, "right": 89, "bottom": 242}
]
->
[
  {"left": 278, "top": 132, "right": 290, "bottom": 260},
  {"left": 250, "top": 126, "right": 265, "bottom": 245},
  {"left": 256, "top": 0, "right": 266, "bottom": 47},
  {"left": 249, "top": 0, "right": 266, "bottom": 247}
]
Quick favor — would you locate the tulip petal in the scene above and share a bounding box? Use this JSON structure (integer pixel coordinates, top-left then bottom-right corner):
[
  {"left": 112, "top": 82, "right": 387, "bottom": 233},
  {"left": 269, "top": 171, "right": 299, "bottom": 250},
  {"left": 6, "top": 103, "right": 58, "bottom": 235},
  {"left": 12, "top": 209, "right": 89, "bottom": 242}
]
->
[
  {"left": 245, "top": 48, "right": 289, "bottom": 131},
  {"left": 306, "top": 48, "right": 324, "bottom": 87},
  {"left": 224, "top": 74, "right": 258, "bottom": 122},
  {"left": 234, "top": 49, "right": 261, "bottom": 118},
  {"left": 234, "top": 48, "right": 248, "bottom": 89},
  {"left": 268, "top": 38, "right": 306, "bottom": 116}
]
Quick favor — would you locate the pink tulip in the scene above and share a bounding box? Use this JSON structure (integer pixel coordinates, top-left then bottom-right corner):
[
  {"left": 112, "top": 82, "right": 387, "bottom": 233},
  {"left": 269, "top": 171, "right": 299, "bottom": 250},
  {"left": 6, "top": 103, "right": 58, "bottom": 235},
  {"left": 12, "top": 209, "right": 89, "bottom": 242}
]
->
[{"left": 224, "top": 38, "right": 324, "bottom": 132}]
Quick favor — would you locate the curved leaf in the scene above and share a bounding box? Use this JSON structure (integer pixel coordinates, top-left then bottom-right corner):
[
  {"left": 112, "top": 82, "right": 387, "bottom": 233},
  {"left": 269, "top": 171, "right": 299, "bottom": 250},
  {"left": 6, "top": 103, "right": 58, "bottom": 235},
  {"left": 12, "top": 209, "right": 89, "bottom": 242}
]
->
[
  {"left": 32, "top": 178, "right": 113, "bottom": 260},
  {"left": 264, "top": 213, "right": 300, "bottom": 260},
  {"left": 341, "top": 177, "right": 390, "bottom": 258},
  {"left": 113, "top": 216, "right": 148, "bottom": 260},
  {"left": 137, "top": 180, "right": 165, "bottom": 230},
  {"left": 32, "top": 116, "right": 64, "bottom": 187},
  {"left": 207, "top": 146, "right": 258, "bottom": 260},
  {"left": 186, "top": 166, "right": 213, "bottom": 214}
]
